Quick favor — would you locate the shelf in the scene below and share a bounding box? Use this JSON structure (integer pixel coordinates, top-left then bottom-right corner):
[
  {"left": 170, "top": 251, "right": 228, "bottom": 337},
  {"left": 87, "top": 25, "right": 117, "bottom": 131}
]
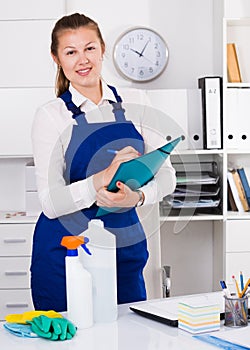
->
[
  {"left": 0, "top": 155, "right": 33, "bottom": 159},
  {"left": 160, "top": 214, "right": 223, "bottom": 222},
  {"left": 0, "top": 212, "right": 38, "bottom": 224},
  {"left": 226, "top": 211, "right": 250, "bottom": 220},
  {"left": 226, "top": 149, "right": 250, "bottom": 154},
  {"left": 226, "top": 83, "right": 250, "bottom": 88},
  {"left": 226, "top": 18, "right": 250, "bottom": 26},
  {"left": 172, "top": 149, "right": 224, "bottom": 156}
]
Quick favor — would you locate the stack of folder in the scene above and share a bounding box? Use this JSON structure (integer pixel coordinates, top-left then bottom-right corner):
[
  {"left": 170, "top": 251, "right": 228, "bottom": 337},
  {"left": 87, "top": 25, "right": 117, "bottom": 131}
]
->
[{"left": 178, "top": 301, "right": 220, "bottom": 334}]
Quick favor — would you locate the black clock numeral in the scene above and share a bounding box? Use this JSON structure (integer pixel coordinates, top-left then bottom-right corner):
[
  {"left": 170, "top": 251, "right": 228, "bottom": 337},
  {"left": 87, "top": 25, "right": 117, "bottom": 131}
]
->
[
  {"left": 154, "top": 43, "right": 159, "bottom": 49},
  {"left": 149, "top": 67, "right": 153, "bottom": 73},
  {"left": 139, "top": 69, "right": 144, "bottom": 76},
  {"left": 156, "top": 51, "right": 161, "bottom": 57},
  {"left": 137, "top": 34, "right": 144, "bottom": 40},
  {"left": 124, "top": 62, "right": 128, "bottom": 68},
  {"left": 122, "top": 44, "right": 129, "bottom": 50}
]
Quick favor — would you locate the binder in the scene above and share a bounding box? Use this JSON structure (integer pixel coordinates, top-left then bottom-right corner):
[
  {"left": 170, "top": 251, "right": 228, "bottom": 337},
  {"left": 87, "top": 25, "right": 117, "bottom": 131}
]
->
[
  {"left": 227, "top": 180, "right": 237, "bottom": 211},
  {"left": 146, "top": 89, "right": 188, "bottom": 150},
  {"left": 231, "top": 169, "right": 249, "bottom": 212},
  {"left": 187, "top": 89, "right": 203, "bottom": 150},
  {"left": 227, "top": 43, "right": 242, "bottom": 83},
  {"left": 237, "top": 168, "right": 250, "bottom": 207},
  {"left": 227, "top": 170, "right": 244, "bottom": 213},
  {"left": 225, "top": 88, "right": 238, "bottom": 149},
  {"left": 226, "top": 89, "right": 250, "bottom": 149},
  {"left": 198, "top": 77, "right": 222, "bottom": 149}
]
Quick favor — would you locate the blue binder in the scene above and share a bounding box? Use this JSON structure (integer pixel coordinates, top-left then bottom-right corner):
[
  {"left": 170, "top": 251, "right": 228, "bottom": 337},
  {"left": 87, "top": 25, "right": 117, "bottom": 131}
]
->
[
  {"left": 237, "top": 168, "right": 250, "bottom": 207},
  {"left": 96, "top": 136, "right": 183, "bottom": 216}
]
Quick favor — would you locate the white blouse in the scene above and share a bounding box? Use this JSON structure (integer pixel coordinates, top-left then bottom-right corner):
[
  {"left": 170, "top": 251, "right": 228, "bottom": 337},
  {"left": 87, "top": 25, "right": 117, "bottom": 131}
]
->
[{"left": 31, "top": 82, "right": 176, "bottom": 219}]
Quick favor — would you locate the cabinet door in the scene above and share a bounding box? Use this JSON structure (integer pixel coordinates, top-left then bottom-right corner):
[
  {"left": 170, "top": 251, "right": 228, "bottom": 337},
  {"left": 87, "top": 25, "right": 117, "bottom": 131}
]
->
[
  {"left": 0, "top": 88, "right": 54, "bottom": 155},
  {"left": 0, "top": 20, "right": 56, "bottom": 87},
  {"left": 0, "top": 257, "right": 31, "bottom": 288},
  {"left": 0, "top": 0, "right": 65, "bottom": 20},
  {"left": 226, "top": 220, "right": 250, "bottom": 252},
  {"left": 0, "top": 289, "right": 33, "bottom": 321},
  {"left": 225, "top": 220, "right": 250, "bottom": 288},
  {"left": 0, "top": 223, "right": 35, "bottom": 256},
  {"left": 226, "top": 252, "right": 250, "bottom": 285}
]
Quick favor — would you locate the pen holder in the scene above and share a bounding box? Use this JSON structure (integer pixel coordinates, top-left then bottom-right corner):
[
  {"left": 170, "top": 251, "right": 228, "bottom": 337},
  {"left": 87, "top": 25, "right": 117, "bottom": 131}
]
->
[{"left": 224, "top": 295, "right": 248, "bottom": 327}]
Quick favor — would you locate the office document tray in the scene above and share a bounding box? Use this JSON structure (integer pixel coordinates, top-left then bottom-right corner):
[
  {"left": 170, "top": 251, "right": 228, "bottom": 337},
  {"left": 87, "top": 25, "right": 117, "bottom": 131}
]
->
[{"left": 160, "top": 161, "right": 221, "bottom": 214}]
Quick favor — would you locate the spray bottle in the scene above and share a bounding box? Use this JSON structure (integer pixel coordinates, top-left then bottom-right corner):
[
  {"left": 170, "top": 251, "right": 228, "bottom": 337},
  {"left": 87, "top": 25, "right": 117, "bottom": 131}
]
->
[
  {"left": 80, "top": 220, "right": 117, "bottom": 323},
  {"left": 61, "top": 235, "right": 93, "bottom": 329}
]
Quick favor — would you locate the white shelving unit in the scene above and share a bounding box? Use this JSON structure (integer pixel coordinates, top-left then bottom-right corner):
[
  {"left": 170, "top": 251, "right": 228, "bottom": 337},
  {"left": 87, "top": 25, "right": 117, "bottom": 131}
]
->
[
  {"left": 159, "top": 13, "right": 250, "bottom": 298},
  {"left": 222, "top": 16, "right": 250, "bottom": 291},
  {"left": 160, "top": 149, "right": 225, "bottom": 297}
]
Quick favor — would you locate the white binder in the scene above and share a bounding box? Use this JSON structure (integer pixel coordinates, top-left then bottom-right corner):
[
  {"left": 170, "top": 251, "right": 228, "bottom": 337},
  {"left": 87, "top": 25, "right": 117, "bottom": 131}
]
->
[
  {"left": 146, "top": 89, "right": 188, "bottom": 150},
  {"left": 187, "top": 89, "right": 203, "bottom": 150},
  {"left": 146, "top": 89, "right": 204, "bottom": 151},
  {"left": 198, "top": 77, "right": 222, "bottom": 149},
  {"left": 226, "top": 88, "right": 250, "bottom": 149}
]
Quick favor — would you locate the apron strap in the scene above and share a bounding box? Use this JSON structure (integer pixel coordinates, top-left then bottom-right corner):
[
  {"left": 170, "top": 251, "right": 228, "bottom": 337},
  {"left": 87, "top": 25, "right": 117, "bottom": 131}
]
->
[
  {"left": 59, "top": 90, "right": 83, "bottom": 118},
  {"left": 107, "top": 85, "right": 126, "bottom": 123},
  {"left": 59, "top": 85, "right": 126, "bottom": 123}
]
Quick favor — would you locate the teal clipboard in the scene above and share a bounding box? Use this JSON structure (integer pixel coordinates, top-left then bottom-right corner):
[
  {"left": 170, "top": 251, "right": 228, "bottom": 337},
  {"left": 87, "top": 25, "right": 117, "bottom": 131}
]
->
[{"left": 96, "top": 136, "right": 183, "bottom": 217}]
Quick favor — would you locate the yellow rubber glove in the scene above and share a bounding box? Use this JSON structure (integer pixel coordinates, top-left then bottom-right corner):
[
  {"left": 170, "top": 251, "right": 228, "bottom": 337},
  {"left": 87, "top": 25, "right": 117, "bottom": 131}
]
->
[{"left": 5, "top": 310, "right": 63, "bottom": 324}]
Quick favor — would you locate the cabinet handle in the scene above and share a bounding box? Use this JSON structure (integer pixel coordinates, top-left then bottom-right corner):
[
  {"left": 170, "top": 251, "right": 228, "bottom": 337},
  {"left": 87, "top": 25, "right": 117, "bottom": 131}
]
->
[
  {"left": 6, "top": 303, "right": 29, "bottom": 308},
  {"left": 5, "top": 271, "right": 27, "bottom": 276},
  {"left": 3, "top": 239, "right": 27, "bottom": 244}
]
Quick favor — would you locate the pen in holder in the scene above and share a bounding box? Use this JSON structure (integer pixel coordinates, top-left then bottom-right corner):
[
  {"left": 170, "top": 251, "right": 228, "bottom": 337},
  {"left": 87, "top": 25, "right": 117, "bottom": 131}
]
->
[{"left": 224, "top": 295, "right": 248, "bottom": 327}]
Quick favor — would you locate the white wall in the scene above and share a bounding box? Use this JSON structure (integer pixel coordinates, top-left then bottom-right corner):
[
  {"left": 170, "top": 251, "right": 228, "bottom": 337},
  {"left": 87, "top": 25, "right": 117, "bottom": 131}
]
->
[{"left": 66, "top": 0, "right": 223, "bottom": 89}]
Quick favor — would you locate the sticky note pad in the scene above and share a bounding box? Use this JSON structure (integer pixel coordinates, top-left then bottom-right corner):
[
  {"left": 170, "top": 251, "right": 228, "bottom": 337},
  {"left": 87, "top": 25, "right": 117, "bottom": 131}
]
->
[{"left": 178, "top": 302, "right": 220, "bottom": 334}]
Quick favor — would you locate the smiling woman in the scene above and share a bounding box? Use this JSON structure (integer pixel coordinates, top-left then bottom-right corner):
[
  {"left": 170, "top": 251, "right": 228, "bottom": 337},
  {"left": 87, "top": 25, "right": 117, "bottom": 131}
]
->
[
  {"left": 51, "top": 27, "right": 104, "bottom": 103},
  {"left": 50, "top": 13, "right": 105, "bottom": 99},
  {"left": 30, "top": 12, "right": 176, "bottom": 313}
]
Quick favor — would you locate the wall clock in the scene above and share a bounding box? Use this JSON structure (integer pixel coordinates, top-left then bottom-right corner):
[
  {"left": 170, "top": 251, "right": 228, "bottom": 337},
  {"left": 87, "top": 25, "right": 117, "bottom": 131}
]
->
[{"left": 113, "top": 27, "right": 169, "bottom": 82}]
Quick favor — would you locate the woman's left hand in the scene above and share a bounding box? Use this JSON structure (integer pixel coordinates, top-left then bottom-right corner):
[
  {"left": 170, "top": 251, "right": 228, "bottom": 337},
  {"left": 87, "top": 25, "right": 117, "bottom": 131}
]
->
[{"left": 96, "top": 181, "right": 140, "bottom": 208}]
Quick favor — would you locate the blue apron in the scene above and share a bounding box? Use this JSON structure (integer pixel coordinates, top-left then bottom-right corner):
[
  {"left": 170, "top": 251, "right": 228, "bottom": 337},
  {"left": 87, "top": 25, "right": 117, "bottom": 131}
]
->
[{"left": 30, "top": 85, "right": 149, "bottom": 311}]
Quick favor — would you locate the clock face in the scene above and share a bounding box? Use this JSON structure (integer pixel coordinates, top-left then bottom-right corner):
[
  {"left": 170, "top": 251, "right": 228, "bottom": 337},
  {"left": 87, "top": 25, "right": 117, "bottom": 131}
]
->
[{"left": 113, "top": 27, "right": 169, "bottom": 82}]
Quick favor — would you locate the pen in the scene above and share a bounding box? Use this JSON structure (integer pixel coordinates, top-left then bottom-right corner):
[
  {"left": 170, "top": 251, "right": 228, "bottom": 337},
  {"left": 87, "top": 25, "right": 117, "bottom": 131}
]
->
[
  {"left": 240, "top": 271, "right": 244, "bottom": 292},
  {"left": 232, "top": 275, "right": 241, "bottom": 297},
  {"left": 220, "top": 280, "right": 231, "bottom": 297},
  {"left": 107, "top": 149, "right": 118, "bottom": 154}
]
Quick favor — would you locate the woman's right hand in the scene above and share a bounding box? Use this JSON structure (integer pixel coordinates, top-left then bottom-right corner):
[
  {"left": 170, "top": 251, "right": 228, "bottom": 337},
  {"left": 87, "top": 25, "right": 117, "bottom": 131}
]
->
[{"left": 93, "top": 146, "right": 141, "bottom": 192}]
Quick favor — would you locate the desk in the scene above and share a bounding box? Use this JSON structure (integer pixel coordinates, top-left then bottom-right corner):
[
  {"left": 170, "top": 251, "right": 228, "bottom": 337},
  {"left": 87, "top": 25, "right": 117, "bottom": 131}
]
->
[{"left": 0, "top": 303, "right": 224, "bottom": 350}]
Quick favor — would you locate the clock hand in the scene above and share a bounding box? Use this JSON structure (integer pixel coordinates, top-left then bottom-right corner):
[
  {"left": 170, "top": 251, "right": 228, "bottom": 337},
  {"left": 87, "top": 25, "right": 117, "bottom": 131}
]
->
[
  {"left": 130, "top": 47, "right": 156, "bottom": 65},
  {"left": 130, "top": 48, "right": 142, "bottom": 56},
  {"left": 141, "top": 55, "right": 156, "bottom": 65},
  {"left": 130, "top": 40, "right": 150, "bottom": 58},
  {"left": 139, "top": 39, "right": 150, "bottom": 57}
]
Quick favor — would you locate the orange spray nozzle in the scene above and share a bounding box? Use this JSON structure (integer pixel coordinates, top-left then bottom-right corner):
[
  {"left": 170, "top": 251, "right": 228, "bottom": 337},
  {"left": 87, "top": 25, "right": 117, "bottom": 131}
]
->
[{"left": 61, "top": 236, "right": 91, "bottom": 255}]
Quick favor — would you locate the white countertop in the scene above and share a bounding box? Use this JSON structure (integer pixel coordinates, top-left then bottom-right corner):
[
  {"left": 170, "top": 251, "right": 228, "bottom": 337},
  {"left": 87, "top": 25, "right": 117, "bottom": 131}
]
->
[{"left": 0, "top": 303, "right": 225, "bottom": 350}]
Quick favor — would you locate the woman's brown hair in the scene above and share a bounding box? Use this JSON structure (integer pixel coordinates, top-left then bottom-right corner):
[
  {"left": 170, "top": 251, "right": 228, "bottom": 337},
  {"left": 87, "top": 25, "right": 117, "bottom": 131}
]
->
[{"left": 51, "top": 13, "right": 105, "bottom": 97}]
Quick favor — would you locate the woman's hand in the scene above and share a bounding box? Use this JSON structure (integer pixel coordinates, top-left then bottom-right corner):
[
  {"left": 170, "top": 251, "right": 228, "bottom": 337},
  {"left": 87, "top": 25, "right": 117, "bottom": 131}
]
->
[
  {"left": 96, "top": 181, "right": 140, "bottom": 208},
  {"left": 93, "top": 146, "right": 141, "bottom": 192}
]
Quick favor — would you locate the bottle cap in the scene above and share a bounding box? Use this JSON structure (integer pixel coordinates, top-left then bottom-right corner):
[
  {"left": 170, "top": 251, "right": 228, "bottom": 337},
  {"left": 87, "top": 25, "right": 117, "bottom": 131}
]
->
[{"left": 89, "top": 219, "right": 104, "bottom": 228}]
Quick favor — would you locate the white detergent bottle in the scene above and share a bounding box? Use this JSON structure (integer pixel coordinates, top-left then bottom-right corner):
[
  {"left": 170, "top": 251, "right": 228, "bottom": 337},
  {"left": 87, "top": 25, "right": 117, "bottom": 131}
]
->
[
  {"left": 61, "top": 235, "right": 93, "bottom": 329},
  {"left": 80, "top": 219, "right": 117, "bottom": 323}
]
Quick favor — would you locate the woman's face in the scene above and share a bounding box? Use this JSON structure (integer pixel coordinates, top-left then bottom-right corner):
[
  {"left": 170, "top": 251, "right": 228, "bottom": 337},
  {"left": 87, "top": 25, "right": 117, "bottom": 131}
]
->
[{"left": 53, "top": 26, "right": 104, "bottom": 92}]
